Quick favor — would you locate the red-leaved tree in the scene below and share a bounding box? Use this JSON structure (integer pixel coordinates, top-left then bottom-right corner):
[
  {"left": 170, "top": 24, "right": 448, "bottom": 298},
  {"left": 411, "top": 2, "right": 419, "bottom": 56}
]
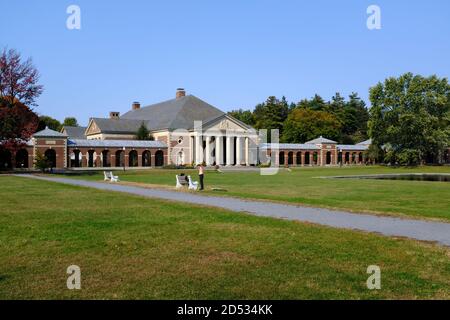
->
[{"left": 0, "top": 48, "right": 42, "bottom": 151}]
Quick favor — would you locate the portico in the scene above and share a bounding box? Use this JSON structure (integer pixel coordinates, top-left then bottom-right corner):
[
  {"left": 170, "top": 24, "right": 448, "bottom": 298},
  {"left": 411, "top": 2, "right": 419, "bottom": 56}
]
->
[{"left": 193, "top": 133, "right": 253, "bottom": 166}]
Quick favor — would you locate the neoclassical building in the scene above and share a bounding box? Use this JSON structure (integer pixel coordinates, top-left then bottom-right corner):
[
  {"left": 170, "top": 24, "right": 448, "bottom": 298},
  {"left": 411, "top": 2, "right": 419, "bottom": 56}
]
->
[
  {"left": 0, "top": 89, "right": 258, "bottom": 170},
  {"left": 83, "top": 89, "right": 259, "bottom": 167},
  {"left": 4, "top": 88, "right": 443, "bottom": 170}
]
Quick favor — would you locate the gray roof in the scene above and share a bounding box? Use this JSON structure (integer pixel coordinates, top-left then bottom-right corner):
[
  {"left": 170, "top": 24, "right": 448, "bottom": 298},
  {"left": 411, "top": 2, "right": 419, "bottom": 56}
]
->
[
  {"left": 62, "top": 126, "right": 87, "bottom": 139},
  {"left": 260, "top": 143, "right": 320, "bottom": 150},
  {"left": 121, "top": 95, "right": 225, "bottom": 130},
  {"left": 33, "top": 126, "right": 68, "bottom": 138},
  {"left": 68, "top": 139, "right": 167, "bottom": 148},
  {"left": 357, "top": 139, "right": 372, "bottom": 146},
  {"left": 89, "top": 118, "right": 143, "bottom": 134},
  {"left": 305, "top": 136, "right": 337, "bottom": 144},
  {"left": 337, "top": 144, "right": 369, "bottom": 151}
]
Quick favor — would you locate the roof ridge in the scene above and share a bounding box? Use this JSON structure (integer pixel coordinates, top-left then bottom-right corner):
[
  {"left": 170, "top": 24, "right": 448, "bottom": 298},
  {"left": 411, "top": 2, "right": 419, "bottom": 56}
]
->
[
  {"left": 167, "top": 95, "right": 194, "bottom": 129},
  {"left": 139, "top": 94, "right": 190, "bottom": 110}
]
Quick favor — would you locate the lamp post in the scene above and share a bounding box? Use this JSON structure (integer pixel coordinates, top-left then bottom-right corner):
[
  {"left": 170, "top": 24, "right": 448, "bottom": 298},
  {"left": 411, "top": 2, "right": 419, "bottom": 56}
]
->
[{"left": 122, "top": 146, "right": 126, "bottom": 171}]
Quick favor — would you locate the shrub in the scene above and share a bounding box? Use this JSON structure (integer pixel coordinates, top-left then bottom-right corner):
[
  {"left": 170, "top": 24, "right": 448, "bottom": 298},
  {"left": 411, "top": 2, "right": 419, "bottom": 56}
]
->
[{"left": 34, "top": 151, "right": 49, "bottom": 172}]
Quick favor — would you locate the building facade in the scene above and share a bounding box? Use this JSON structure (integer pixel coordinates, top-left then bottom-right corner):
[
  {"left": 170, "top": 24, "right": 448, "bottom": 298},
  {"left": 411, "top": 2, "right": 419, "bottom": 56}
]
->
[
  {"left": 1, "top": 88, "right": 448, "bottom": 170},
  {"left": 82, "top": 88, "right": 259, "bottom": 167}
]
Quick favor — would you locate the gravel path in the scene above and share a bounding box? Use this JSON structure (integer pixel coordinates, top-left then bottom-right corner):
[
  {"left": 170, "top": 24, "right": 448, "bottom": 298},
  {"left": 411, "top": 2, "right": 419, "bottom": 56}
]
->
[{"left": 19, "top": 175, "right": 450, "bottom": 247}]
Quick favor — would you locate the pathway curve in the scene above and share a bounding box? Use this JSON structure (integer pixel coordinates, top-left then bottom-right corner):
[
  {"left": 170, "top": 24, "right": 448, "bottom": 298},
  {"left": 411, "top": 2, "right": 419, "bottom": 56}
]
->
[{"left": 18, "top": 175, "right": 450, "bottom": 247}]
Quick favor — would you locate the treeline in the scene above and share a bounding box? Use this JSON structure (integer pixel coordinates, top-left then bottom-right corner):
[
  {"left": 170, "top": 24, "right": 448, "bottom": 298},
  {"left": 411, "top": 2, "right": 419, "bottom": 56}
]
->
[
  {"left": 230, "top": 73, "right": 450, "bottom": 165},
  {"left": 229, "top": 92, "right": 369, "bottom": 144},
  {"left": 37, "top": 116, "right": 79, "bottom": 131}
]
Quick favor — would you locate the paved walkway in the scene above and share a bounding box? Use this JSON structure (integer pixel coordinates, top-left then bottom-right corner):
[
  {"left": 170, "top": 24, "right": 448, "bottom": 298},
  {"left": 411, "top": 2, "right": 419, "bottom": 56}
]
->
[{"left": 19, "top": 175, "right": 450, "bottom": 247}]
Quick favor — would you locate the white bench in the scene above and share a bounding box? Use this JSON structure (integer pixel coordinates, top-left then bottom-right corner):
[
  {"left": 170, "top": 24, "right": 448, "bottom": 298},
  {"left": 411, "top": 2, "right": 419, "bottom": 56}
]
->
[
  {"left": 104, "top": 171, "right": 119, "bottom": 182},
  {"left": 176, "top": 175, "right": 198, "bottom": 190}
]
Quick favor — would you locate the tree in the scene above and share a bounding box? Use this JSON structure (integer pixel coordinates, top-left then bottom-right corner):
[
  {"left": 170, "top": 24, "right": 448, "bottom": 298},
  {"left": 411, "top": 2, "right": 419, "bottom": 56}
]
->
[
  {"left": 62, "top": 117, "right": 79, "bottom": 127},
  {"left": 38, "top": 115, "right": 61, "bottom": 131},
  {"left": 0, "top": 98, "right": 39, "bottom": 151},
  {"left": 135, "top": 122, "right": 154, "bottom": 140},
  {"left": 34, "top": 150, "right": 49, "bottom": 172},
  {"left": 253, "top": 96, "right": 289, "bottom": 141},
  {"left": 368, "top": 73, "right": 450, "bottom": 165},
  {"left": 346, "top": 93, "right": 369, "bottom": 140},
  {"left": 281, "top": 108, "right": 342, "bottom": 143},
  {"left": 365, "top": 143, "right": 383, "bottom": 164},
  {"left": 0, "top": 48, "right": 43, "bottom": 106},
  {"left": 0, "top": 49, "right": 41, "bottom": 151},
  {"left": 228, "top": 109, "right": 255, "bottom": 127},
  {"left": 297, "top": 94, "right": 328, "bottom": 111}
]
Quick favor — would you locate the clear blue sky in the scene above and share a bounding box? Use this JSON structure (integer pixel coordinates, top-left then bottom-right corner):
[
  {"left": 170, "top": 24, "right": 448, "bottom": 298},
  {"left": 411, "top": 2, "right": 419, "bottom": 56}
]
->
[{"left": 1, "top": 0, "right": 449, "bottom": 126}]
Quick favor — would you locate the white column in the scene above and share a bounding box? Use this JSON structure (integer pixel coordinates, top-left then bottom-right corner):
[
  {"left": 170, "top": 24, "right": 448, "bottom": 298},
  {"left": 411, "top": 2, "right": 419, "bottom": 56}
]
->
[
  {"left": 216, "top": 136, "right": 223, "bottom": 165},
  {"left": 189, "top": 136, "right": 194, "bottom": 164},
  {"left": 236, "top": 137, "right": 242, "bottom": 166},
  {"left": 205, "top": 136, "right": 212, "bottom": 166},
  {"left": 226, "top": 136, "right": 232, "bottom": 166},
  {"left": 195, "top": 135, "right": 203, "bottom": 165},
  {"left": 245, "top": 137, "right": 249, "bottom": 166},
  {"left": 230, "top": 136, "right": 235, "bottom": 165}
]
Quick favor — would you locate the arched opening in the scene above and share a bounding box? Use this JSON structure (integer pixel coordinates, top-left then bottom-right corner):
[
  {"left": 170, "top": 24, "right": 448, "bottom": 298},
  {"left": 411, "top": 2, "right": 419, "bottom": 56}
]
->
[
  {"left": 288, "top": 152, "right": 294, "bottom": 165},
  {"left": 129, "top": 150, "right": 138, "bottom": 167},
  {"left": 115, "top": 150, "right": 124, "bottom": 167},
  {"left": 345, "top": 152, "right": 350, "bottom": 164},
  {"left": 296, "top": 152, "right": 302, "bottom": 165},
  {"left": 155, "top": 150, "right": 164, "bottom": 167},
  {"left": 0, "top": 149, "right": 12, "bottom": 170},
  {"left": 15, "top": 149, "right": 29, "bottom": 168},
  {"left": 326, "top": 151, "right": 332, "bottom": 165},
  {"left": 358, "top": 152, "right": 363, "bottom": 164},
  {"left": 279, "top": 151, "right": 285, "bottom": 165},
  {"left": 351, "top": 153, "right": 356, "bottom": 164},
  {"left": 102, "top": 150, "right": 110, "bottom": 167},
  {"left": 88, "top": 150, "right": 95, "bottom": 167},
  {"left": 142, "top": 150, "right": 151, "bottom": 167},
  {"left": 338, "top": 152, "right": 343, "bottom": 164},
  {"left": 45, "top": 149, "right": 56, "bottom": 168},
  {"left": 304, "top": 152, "right": 310, "bottom": 165},
  {"left": 313, "top": 152, "right": 318, "bottom": 165},
  {"left": 71, "top": 150, "right": 81, "bottom": 167}
]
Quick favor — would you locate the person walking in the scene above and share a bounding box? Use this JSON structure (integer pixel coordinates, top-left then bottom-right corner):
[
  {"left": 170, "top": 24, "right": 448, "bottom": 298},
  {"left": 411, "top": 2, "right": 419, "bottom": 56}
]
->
[{"left": 197, "top": 164, "right": 205, "bottom": 190}]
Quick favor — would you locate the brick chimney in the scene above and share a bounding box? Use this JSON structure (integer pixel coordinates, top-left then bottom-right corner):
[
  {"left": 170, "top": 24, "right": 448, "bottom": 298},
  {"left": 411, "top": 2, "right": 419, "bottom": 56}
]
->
[
  {"left": 176, "top": 88, "right": 186, "bottom": 99},
  {"left": 132, "top": 101, "right": 140, "bottom": 110},
  {"left": 109, "top": 111, "right": 120, "bottom": 119}
]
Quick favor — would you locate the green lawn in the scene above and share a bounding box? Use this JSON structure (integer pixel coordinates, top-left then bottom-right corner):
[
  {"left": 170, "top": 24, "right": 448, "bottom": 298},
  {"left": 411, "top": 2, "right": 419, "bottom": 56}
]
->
[
  {"left": 0, "top": 176, "right": 449, "bottom": 299},
  {"left": 66, "top": 166, "right": 450, "bottom": 221}
]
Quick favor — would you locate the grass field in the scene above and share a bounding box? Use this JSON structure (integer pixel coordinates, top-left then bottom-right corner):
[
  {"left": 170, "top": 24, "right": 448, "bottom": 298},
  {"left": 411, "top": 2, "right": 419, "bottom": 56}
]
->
[
  {"left": 66, "top": 166, "right": 450, "bottom": 221},
  {"left": 0, "top": 175, "right": 449, "bottom": 299}
]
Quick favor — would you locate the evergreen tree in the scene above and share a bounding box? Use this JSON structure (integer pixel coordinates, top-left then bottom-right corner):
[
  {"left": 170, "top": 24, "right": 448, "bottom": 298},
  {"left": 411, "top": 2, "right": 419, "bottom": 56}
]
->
[
  {"left": 228, "top": 109, "right": 255, "bottom": 126},
  {"left": 253, "top": 96, "right": 289, "bottom": 141},
  {"left": 135, "top": 122, "right": 154, "bottom": 140}
]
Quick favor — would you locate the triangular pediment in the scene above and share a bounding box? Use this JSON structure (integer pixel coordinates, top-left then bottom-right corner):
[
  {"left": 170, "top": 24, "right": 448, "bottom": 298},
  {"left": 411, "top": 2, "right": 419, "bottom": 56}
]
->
[
  {"left": 202, "top": 114, "right": 252, "bottom": 132},
  {"left": 85, "top": 119, "right": 101, "bottom": 136}
]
